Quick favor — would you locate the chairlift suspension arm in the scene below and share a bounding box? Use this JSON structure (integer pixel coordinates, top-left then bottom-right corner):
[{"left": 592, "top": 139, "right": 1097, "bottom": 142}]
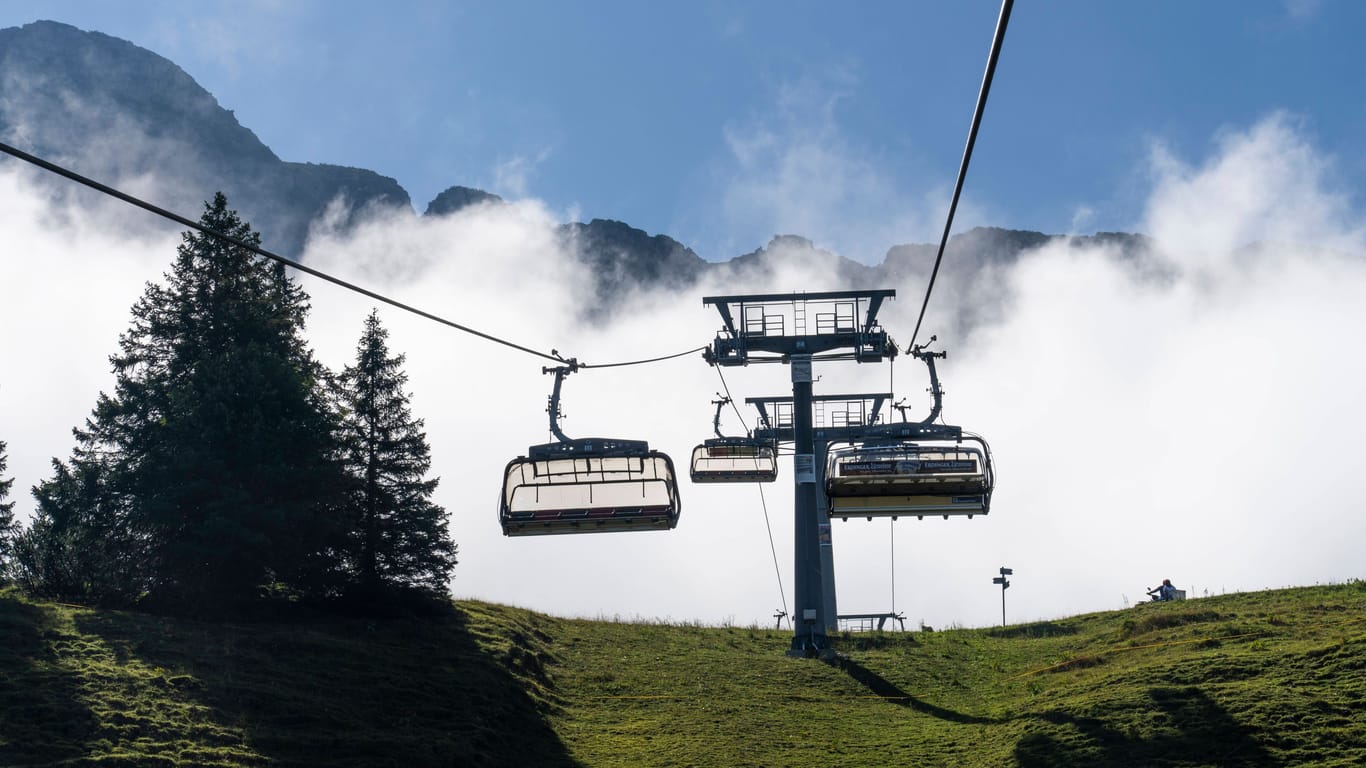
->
[
  {"left": 912, "top": 341, "right": 947, "bottom": 426},
  {"left": 711, "top": 396, "right": 731, "bottom": 439},
  {"left": 544, "top": 362, "right": 578, "bottom": 444}
]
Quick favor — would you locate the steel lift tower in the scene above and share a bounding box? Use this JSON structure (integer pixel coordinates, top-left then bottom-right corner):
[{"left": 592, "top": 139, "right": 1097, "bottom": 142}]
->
[{"left": 704, "top": 290, "right": 898, "bottom": 656}]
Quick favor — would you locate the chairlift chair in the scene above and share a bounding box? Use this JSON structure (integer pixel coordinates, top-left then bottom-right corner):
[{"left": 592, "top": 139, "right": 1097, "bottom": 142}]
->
[
  {"left": 688, "top": 396, "right": 779, "bottom": 483},
  {"left": 826, "top": 439, "right": 993, "bottom": 520},
  {"left": 500, "top": 363, "right": 682, "bottom": 536},
  {"left": 825, "top": 340, "right": 994, "bottom": 521}
]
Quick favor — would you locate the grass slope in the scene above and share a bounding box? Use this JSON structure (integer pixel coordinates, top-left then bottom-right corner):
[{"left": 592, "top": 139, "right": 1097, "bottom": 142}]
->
[
  {"left": 0, "top": 596, "right": 570, "bottom": 767},
  {"left": 1, "top": 583, "right": 1363, "bottom": 766}
]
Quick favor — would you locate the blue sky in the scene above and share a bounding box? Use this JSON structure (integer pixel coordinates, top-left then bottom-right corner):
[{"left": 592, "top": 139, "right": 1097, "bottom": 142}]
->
[{"left": 3, "top": 1, "right": 1362, "bottom": 261}]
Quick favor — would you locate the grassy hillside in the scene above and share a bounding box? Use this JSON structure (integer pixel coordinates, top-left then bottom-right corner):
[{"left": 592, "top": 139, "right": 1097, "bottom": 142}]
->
[{"left": 1, "top": 582, "right": 1363, "bottom": 766}]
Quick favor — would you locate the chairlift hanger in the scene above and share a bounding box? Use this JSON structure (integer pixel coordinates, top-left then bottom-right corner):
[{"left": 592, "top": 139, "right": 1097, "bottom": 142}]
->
[
  {"left": 499, "top": 361, "right": 682, "bottom": 536},
  {"left": 689, "top": 395, "right": 779, "bottom": 484}
]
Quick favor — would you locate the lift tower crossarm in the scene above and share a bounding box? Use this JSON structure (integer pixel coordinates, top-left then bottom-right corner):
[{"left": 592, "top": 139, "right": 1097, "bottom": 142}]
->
[
  {"left": 711, "top": 302, "right": 739, "bottom": 338},
  {"left": 863, "top": 293, "right": 889, "bottom": 335},
  {"left": 703, "top": 290, "right": 897, "bottom": 365},
  {"left": 816, "top": 422, "right": 963, "bottom": 446},
  {"left": 703, "top": 289, "right": 897, "bottom": 305},
  {"left": 747, "top": 393, "right": 894, "bottom": 443},
  {"left": 755, "top": 421, "right": 964, "bottom": 447}
]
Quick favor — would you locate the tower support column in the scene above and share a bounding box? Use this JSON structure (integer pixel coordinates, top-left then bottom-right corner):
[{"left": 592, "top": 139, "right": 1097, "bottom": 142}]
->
[{"left": 788, "top": 354, "right": 829, "bottom": 656}]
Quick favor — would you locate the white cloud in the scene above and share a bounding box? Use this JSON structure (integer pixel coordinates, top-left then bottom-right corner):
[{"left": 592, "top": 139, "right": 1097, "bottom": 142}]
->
[
  {"left": 146, "top": 1, "right": 308, "bottom": 80},
  {"left": 0, "top": 170, "right": 178, "bottom": 511},
  {"left": 1283, "top": 0, "right": 1324, "bottom": 21},
  {"left": 705, "top": 73, "right": 950, "bottom": 263},
  {"left": 492, "top": 149, "right": 552, "bottom": 199},
  {"left": 1068, "top": 205, "right": 1095, "bottom": 235},
  {"left": 903, "top": 113, "right": 1366, "bottom": 623},
  {"left": 1143, "top": 112, "right": 1360, "bottom": 266},
  {"left": 2, "top": 112, "right": 1362, "bottom": 632}
]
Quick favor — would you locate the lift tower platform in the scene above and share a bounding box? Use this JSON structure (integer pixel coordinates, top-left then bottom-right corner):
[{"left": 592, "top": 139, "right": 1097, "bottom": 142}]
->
[{"left": 703, "top": 291, "right": 897, "bottom": 657}]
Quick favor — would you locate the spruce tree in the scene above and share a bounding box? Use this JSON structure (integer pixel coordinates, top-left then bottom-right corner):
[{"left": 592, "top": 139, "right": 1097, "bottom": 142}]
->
[
  {"left": 33, "top": 193, "right": 347, "bottom": 608},
  {"left": 337, "top": 310, "right": 456, "bottom": 596},
  {"left": 0, "top": 439, "right": 18, "bottom": 576},
  {"left": 15, "top": 457, "right": 148, "bottom": 603}
]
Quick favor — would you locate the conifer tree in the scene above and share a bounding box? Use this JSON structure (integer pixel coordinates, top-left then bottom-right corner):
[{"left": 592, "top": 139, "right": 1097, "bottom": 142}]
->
[
  {"left": 14, "top": 457, "right": 148, "bottom": 603},
  {"left": 337, "top": 310, "right": 456, "bottom": 596},
  {"left": 32, "top": 193, "right": 347, "bottom": 608},
  {"left": 0, "top": 439, "right": 18, "bottom": 576}
]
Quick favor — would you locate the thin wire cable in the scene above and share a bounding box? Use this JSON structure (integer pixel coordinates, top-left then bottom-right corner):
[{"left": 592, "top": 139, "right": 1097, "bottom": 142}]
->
[
  {"left": 890, "top": 518, "right": 896, "bottom": 615},
  {"left": 756, "top": 482, "right": 789, "bottom": 629},
  {"left": 580, "top": 346, "right": 708, "bottom": 370},
  {"left": 0, "top": 141, "right": 566, "bottom": 365},
  {"left": 908, "top": 0, "right": 1014, "bottom": 349},
  {"left": 0, "top": 140, "right": 702, "bottom": 371},
  {"left": 713, "top": 365, "right": 787, "bottom": 626}
]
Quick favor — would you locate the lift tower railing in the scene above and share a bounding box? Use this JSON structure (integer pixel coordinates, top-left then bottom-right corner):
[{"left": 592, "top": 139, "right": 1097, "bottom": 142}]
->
[{"left": 704, "top": 291, "right": 897, "bottom": 657}]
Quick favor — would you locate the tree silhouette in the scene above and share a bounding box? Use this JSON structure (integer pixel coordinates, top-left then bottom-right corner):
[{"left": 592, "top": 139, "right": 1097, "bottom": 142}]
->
[
  {"left": 28, "top": 193, "right": 347, "bottom": 609},
  {"left": 337, "top": 310, "right": 456, "bottom": 596},
  {"left": 0, "top": 439, "right": 17, "bottom": 577}
]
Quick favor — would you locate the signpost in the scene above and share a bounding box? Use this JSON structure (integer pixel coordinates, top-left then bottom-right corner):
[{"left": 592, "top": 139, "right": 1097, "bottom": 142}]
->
[{"left": 992, "top": 566, "right": 1012, "bottom": 627}]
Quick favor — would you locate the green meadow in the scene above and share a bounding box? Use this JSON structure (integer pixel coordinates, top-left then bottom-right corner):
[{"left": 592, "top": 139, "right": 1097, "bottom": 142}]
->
[{"left": 2, "top": 582, "right": 1363, "bottom": 766}]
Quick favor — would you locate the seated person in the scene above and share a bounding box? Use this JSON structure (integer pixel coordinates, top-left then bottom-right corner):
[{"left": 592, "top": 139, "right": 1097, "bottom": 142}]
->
[{"left": 1147, "top": 579, "right": 1177, "bottom": 601}]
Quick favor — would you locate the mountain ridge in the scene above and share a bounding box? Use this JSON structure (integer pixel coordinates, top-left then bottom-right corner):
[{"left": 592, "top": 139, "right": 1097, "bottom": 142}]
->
[
  {"left": 0, "top": 20, "right": 410, "bottom": 257},
  {"left": 0, "top": 19, "right": 1152, "bottom": 313}
]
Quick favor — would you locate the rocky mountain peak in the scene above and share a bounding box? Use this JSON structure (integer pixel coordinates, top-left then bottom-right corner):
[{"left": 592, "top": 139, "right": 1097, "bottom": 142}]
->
[{"left": 424, "top": 186, "right": 505, "bottom": 216}]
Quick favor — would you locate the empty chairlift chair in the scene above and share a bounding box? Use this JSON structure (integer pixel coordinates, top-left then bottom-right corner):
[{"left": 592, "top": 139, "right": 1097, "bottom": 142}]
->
[
  {"left": 501, "top": 439, "right": 681, "bottom": 536},
  {"left": 499, "top": 363, "right": 682, "bottom": 536},
  {"left": 826, "top": 439, "right": 993, "bottom": 520},
  {"left": 689, "top": 396, "right": 779, "bottom": 483},
  {"left": 690, "top": 437, "right": 779, "bottom": 483}
]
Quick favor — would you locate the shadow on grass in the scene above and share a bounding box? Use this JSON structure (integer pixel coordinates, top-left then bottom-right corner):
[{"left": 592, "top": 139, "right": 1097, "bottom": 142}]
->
[
  {"left": 1014, "top": 686, "right": 1275, "bottom": 767},
  {"left": 73, "top": 603, "right": 582, "bottom": 767},
  {"left": 829, "top": 655, "right": 998, "bottom": 725},
  {"left": 0, "top": 595, "right": 101, "bottom": 765},
  {"left": 829, "top": 650, "right": 1275, "bottom": 765}
]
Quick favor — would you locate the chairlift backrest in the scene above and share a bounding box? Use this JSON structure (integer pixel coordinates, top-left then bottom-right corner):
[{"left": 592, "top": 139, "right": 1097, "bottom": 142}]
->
[
  {"left": 826, "top": 440, "right": 993, "bottom": 521},
  {"left": 689, "top": 438, "right": 779, "bottom": 483}
]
